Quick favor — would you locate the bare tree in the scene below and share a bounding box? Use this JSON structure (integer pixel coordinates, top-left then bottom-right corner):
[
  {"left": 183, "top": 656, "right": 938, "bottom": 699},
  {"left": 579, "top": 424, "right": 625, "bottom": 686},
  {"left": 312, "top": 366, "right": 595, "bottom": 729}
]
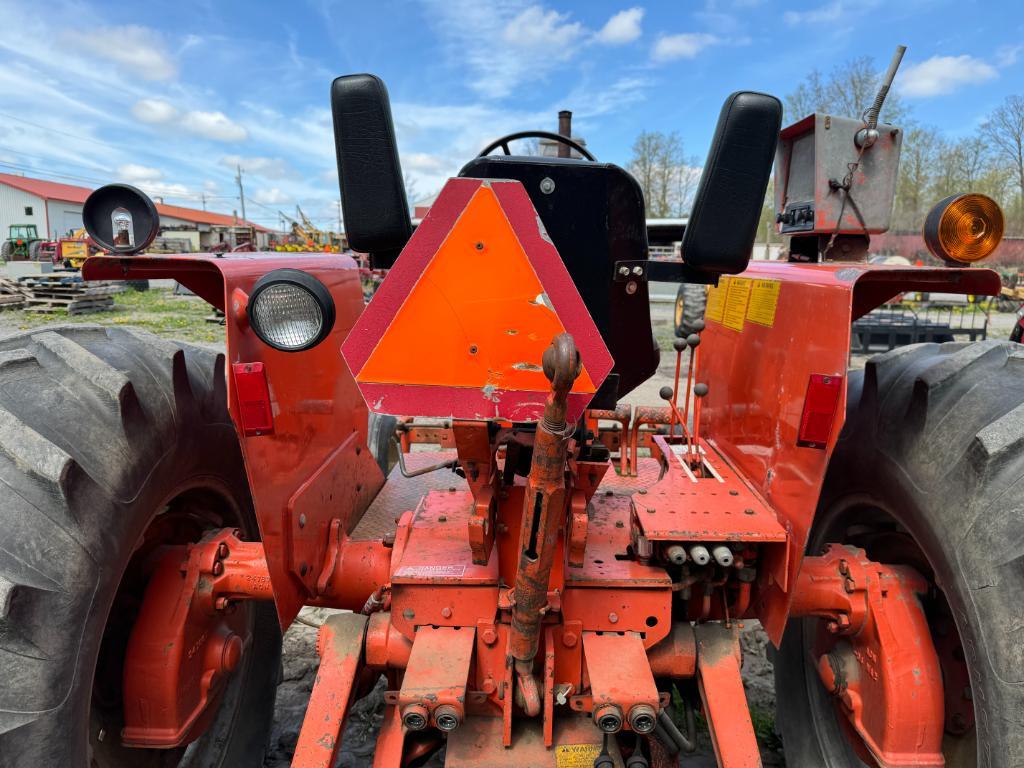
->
[
  {"left": 892, "top": 127, "right": 938, "bottom": 231},
  {"left": 628, "top": 131, "right": 699, "bottom": 217},
  {"left": 953, "top": 136, "right": 992, "bottom": 189},
  {"left": 982, "top": 95, "right": 1024, "bottom": 229},
  {"left": 403, "top": 172, "right": 419, "bottom": 212},
  {"left": 785, "top": 56, "right": 907, "bottom": 125}
]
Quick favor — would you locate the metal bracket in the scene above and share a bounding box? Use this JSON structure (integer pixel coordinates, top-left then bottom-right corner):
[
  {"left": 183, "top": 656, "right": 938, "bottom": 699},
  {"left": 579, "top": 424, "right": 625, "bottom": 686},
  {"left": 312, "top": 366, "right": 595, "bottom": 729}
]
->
[{"left": 612, "top": 260, "right": 717, "bottom": 285}]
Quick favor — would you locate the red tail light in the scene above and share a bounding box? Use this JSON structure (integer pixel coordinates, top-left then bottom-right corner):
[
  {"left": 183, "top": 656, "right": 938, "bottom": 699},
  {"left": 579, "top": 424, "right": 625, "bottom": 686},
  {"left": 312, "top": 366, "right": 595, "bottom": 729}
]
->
[
  {"left": 232, "top": 362, "right": 274, "bottom": 436},
  {"left": 798, "top": 374, "right": 843, "bottom": 449}
]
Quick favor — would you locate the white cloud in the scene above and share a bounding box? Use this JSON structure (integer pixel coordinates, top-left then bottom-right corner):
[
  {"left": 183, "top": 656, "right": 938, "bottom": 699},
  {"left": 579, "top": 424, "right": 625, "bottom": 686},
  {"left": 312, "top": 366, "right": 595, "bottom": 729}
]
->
[
  {"left": 899, "top": 55, "right": 997, "bottom": 98},
  {"left": 566, "top": 76, "right": 650, "bottom": 119},
  {"left": 220, "top": 154, "right": 295, "bottom": 179},
  {"left": 64, "top": 25, "right": 177, "bottom": 81},
  {"left": 252, "top": 187, "right": 290, "bottom": 205},
  {"left": 995, "top": 45, "right": 1021, "bottom": 68},
  {"left": 652, "top": 33, "right": 719, "bottom": 62},
  {"left": 594, "top": 7, "right": 644, "bottom": 45},
  {"left": 502, "top": 6, "right": 585, "bottom": 50},
  {"left": 136, "top": 181, "right": 192, "bottom": 200},
  {"left": 403, "top": 152, "right": 449, "bottom": 174},
  {"left": 423, "top": 0, "right": 588, "bottom": 98},
  {"left": 132, "top": 99, "right": 249, "bottom": 143},
  {"left": 782, "top": 1, "right": 845, "bottom": 25},
  {"left": 115, "top": 165, "right": 194, "bottom": 201},
  {"left": 180, "top": 110, "right": 248, "bottom": 142},
  {"left": 132, "top": 98, "right": 178, "bottom": 124},
  {"left": 117, "top": 163, "right": 163, "bottom": 182}
]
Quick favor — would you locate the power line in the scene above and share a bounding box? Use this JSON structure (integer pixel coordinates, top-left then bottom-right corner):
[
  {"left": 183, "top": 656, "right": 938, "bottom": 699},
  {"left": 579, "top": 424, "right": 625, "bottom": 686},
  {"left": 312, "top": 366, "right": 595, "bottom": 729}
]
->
[
  {"left": 0, "top": 111, "right": 118, "bottom": 149},
  {"left": 0, "top": 156, "right": 335, "bottom": 227},
  {"left": 0, "top": 160, "right": 238, "bottom": 206}
]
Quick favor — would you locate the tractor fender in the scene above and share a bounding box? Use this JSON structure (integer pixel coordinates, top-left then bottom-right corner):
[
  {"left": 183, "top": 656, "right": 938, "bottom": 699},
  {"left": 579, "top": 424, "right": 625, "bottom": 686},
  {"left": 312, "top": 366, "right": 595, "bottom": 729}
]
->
[
  {"left": 83, "top": 253, "right": 386, "bottom": 628},
  {"left": 697, "top": 262, "right": 1000, "bottom": 644}
]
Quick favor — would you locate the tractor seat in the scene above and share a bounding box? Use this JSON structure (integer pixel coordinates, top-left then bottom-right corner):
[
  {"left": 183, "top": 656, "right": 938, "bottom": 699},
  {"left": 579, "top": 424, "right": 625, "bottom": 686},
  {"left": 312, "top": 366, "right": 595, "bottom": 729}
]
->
[{"left": 459, "top": 156, "right": 658, "bottom": 407}]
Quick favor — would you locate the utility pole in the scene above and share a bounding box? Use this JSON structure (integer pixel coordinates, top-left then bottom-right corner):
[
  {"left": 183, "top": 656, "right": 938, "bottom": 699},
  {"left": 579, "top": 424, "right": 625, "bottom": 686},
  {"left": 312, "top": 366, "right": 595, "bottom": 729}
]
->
[
  {"left": 201, "top": 192, "right": 207, "bottom": 211},
  {"left": 235, "top": 164, "right": 246, "bottom": 223}
]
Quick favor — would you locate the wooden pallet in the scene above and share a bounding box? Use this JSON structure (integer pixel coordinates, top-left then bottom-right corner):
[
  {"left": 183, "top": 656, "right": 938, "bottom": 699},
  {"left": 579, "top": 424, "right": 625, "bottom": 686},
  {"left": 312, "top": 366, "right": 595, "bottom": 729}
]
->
[
  {"left": 25, "top": 299, "right": 115, "bottom": 315},
  {"left": 14, "top": 271, "right": 123, "bottom": 314},
  {"left": 0, "top": 277, "right": 31, "bottom": 297}
]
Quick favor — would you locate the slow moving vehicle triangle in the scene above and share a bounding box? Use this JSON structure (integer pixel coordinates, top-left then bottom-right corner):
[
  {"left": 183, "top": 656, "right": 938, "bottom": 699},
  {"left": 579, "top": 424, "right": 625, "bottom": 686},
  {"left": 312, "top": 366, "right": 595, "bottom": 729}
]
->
[{"left": 342, "top": 177, "right": 613, "bottom": 422}]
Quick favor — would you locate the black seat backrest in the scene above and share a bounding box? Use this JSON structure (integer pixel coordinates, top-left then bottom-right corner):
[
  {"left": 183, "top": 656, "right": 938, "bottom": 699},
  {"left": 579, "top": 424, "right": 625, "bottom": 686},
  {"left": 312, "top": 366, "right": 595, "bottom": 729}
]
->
[{"left": 459, "top": 156, "right": 658, "bottom": 407}]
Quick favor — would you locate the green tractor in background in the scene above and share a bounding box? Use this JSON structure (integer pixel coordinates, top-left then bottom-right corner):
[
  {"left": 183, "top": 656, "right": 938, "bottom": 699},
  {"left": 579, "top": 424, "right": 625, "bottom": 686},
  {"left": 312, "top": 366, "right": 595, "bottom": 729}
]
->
[{"left": 1, "top": 224, "right": 44, "bottom": 261}]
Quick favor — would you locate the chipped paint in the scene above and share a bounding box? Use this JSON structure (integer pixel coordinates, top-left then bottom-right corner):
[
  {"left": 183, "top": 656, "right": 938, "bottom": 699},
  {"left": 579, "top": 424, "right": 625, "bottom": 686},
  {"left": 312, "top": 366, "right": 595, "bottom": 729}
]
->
[
  {"left": 535, "top": 214, "right": 554, "bottom": 245},
  {"left": 481, "top": 384, "right": 502, "bottom": 403}
]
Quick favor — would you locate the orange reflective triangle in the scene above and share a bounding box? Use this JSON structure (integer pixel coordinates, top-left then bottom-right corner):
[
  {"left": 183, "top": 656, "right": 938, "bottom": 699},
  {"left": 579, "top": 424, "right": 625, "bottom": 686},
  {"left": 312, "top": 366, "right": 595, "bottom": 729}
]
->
[{"left": 357, "top": 185, "right": 597, "bottom": 395}]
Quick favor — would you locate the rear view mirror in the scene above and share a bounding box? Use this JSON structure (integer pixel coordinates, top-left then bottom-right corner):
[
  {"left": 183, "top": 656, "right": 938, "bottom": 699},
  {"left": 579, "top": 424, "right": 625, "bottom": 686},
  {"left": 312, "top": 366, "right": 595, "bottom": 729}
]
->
[
  {"left": 331, "top": 74, "right": 412, "bottom": 268},
  {"left": 682, "top": 91, "right": 782, "bottom": 276},
  {"left": 82, "top": 184, "right": 160, "bottom": 255}
]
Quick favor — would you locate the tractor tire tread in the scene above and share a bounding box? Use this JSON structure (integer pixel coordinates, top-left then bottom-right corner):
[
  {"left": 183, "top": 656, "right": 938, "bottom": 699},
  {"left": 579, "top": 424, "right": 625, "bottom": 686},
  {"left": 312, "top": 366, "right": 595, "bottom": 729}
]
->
[
  {"left": 0, "top": 325, "right": 278, "bottom": 767},
  {"left": 779, "top": 339, "right": 1024, "bottom": 767},
  {"left": 674, "top": 283, "right": 707, "bottom": 337}
]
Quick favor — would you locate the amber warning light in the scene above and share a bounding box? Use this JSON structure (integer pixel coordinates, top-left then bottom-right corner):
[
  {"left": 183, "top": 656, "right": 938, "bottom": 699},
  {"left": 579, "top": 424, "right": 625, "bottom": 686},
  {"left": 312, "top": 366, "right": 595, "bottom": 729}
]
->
[{"left": 923, "top": 193, "right": 1004, "bottom": 264}]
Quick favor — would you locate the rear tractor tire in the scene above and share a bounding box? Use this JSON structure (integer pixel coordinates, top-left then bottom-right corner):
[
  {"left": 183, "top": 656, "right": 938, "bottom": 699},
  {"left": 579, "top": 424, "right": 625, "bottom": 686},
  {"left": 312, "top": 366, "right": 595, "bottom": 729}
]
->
[
  {"left": 0, "top": 326, "right": 281, "bottom": 768},
  {"left": 674, "top": 282, "right": 707, "bottom": 337},
  {"left": 367, "top": 412, "right": 399, "bottom": 476},
  {"left": 0, "top": 241, "right": 11, "bottom": 261},
  {"left": 774, "top": 340, "right": 1024, "bottom": 767}
]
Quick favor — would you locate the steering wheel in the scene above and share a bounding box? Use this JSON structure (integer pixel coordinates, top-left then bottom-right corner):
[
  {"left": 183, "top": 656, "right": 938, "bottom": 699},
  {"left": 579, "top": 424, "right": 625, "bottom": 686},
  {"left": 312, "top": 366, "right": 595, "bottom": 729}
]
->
[{"left": 477, "top": 131, "right": 597, "bottom": 161}]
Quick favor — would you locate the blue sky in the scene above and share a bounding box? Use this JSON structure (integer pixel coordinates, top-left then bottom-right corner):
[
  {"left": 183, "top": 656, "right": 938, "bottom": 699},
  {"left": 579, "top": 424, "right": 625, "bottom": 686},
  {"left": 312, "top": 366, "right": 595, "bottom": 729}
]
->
[{"left": 0, "top": 0, "right": 1021, "bottom": 230}]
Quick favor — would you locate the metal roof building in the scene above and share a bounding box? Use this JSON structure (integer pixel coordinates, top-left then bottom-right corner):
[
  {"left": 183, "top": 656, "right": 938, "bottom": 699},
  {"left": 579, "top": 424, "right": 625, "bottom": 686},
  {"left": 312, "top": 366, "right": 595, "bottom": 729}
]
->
[{"left": 0, "top": 173, "right": 271, "bottom": 250}]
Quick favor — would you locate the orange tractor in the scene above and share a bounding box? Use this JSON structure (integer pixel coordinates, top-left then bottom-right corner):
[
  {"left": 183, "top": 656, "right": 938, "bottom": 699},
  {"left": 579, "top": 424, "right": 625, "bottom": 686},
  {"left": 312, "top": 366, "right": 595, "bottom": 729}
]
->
[{"left": 1, "top": 54, "right": 1022, "bottom": 768}]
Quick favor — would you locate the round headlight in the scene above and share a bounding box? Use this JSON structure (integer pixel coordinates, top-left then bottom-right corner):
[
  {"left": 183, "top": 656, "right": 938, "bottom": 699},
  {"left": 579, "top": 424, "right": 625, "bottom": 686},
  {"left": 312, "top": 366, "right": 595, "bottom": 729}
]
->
[{"left": 248, "top": 269, "right": 335, "bottom": 351}]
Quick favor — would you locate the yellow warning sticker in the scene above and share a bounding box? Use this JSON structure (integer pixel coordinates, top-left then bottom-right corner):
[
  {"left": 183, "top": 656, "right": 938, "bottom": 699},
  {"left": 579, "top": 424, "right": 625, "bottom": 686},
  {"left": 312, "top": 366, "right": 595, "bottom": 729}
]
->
[
  {"left": 555, "top": 744, "right": 602, "bottom": 767},
  {"left": 746, "top": 278, "right": 781, "bottom": 327},
  {"left": 722, "top": 277, "right": 752, "bottom": 332},
  {"left": 705, "top": 280, "right": 727, "bottom": 323}
]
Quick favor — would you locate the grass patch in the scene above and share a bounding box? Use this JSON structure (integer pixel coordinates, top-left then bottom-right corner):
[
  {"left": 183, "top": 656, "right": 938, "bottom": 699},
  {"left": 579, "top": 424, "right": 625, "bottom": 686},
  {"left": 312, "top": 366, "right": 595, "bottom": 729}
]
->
[{"left": 1, "top": 287, "right": 225, "bottom": 344}]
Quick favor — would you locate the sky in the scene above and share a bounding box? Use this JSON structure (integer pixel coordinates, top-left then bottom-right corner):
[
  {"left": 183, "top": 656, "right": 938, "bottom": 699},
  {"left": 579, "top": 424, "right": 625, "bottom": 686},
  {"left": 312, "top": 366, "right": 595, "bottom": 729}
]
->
[{"left": 0, "top": 0, "right": 1021, "bottom": 231}]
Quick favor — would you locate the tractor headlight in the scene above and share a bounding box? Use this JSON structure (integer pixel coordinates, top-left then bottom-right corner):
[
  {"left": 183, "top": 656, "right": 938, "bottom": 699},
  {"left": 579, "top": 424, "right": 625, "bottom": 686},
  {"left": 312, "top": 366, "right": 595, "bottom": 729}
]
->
[
  {"left": 248, "top": 269, "right": 335, "bottom": 351},
  {"left": 923, "top": 193, "right": 1004, "bottom": 265}
]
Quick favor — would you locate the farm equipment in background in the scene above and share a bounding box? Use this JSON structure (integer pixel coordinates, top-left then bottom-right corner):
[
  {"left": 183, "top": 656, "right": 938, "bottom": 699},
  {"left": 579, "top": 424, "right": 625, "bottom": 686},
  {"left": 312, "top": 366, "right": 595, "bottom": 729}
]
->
[
  {"left": 850, "top": 297, "right": 992, "bottom": 352},
  {"left": 273, "top": 206, "right": 343, "bottom": 252},
  {"left": 1, "top": 223, "right": 44, "bottom": 261},
  {"left": 2, "top": 46, "right": 1024, "bottom": 768},
  {"left": 37, "top": 229, "right": 93, "bottom": 268}
]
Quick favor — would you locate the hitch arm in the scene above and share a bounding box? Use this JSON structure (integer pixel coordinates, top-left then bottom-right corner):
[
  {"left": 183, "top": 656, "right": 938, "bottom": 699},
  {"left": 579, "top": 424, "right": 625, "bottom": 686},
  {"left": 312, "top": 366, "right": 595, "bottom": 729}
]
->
[{"left": 509, "top": 334, "right": 581, "bottom": 709}]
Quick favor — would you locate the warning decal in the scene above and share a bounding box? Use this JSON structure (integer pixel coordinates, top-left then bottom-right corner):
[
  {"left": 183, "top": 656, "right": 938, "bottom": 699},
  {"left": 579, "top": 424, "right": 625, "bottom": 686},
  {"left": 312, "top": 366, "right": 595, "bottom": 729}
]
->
[
  {"left": 393, "top": 564, "right": 466, "bottom": 579},
  {"left": 555, "top": 744, "right": 602, "bottom": 767},
  {"left": 705, "top": 280, "right": 727, "bottom": 323},
  {"left": 746, "top": 278, "right": 781, "bottom": 327},
  {"left": 722, "top": 277, "right": 752, "bottom": 332}
]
